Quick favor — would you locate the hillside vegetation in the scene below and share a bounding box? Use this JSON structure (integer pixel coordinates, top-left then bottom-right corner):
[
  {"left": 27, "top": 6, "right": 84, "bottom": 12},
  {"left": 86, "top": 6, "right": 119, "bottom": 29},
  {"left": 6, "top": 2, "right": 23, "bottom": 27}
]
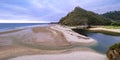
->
[
  {"left": 59, "top": 7, "right": 112, "bottom": 26},
  {"left": 102, "top": 11, "right": 120, "bottom": 21},
  {"left": 102, "top": 11, "right": 120, "bottom": 26}
]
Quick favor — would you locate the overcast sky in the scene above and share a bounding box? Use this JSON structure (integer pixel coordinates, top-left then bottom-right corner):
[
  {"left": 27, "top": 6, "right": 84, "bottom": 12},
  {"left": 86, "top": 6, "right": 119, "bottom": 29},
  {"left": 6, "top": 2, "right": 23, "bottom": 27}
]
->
[{"left": 0, "top": 0, "right": 120, "bottom": 23}]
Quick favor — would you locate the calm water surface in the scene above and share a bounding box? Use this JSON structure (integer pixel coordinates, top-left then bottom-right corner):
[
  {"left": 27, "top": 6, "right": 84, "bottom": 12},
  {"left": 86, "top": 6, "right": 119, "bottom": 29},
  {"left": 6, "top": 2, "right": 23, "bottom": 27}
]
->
[
  {"left": 87, "top": 32, "right": 120, "bottom": 54},
  {"left": 73, "top": 29, "right": 120, "bottom": 54},
  {"left": 0, "top": 23, "right": 48, "bottom": 31}
]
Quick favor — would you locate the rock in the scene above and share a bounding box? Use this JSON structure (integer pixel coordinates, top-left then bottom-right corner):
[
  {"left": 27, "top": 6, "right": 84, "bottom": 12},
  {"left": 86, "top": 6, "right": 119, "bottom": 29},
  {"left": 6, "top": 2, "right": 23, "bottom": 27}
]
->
[{"left": 107, "top": 43, "right": 120, "bottom": 60}]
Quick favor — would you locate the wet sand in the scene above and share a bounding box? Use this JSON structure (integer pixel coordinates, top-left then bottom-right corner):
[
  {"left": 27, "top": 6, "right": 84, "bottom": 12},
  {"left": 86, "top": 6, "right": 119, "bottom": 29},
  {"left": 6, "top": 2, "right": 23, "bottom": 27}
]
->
[
  {"left": 9, "top": 51, "right": 106, "bottom": 60},
  {"left": 0, "top": 25, "right": 105, "bottom": 60}
]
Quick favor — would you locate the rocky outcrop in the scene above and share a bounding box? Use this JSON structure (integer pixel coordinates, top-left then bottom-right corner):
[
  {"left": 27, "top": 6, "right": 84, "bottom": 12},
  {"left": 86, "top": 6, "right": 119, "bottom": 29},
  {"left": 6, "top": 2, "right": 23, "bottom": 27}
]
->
[{"left": 107, "top": 43, "right": 120, "bottom": 60}]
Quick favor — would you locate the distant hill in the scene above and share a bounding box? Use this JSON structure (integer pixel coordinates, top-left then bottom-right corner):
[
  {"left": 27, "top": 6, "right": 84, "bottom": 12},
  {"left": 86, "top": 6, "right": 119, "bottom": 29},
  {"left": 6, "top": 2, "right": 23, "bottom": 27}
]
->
[
  {"left": 59, "top": 7, "right": 111, "bottom": 26},
  {"left": 102, "top": 11, "right": 120, "bottom": 20}
]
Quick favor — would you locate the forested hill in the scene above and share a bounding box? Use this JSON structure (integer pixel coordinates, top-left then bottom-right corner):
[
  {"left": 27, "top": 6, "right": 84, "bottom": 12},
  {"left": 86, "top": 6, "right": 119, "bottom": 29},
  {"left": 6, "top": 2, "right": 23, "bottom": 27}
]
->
[
  {"left": 59, "top": 7, "right": 111, "bottom": 26},
  {"left": 102, "top": 11, "right": 120, "bottom": 20}
]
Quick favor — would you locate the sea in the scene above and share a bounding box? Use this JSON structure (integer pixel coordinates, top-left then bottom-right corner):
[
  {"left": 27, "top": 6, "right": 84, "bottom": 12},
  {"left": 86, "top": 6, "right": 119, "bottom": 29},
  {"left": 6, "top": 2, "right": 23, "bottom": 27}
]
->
[{"left": 0, "top": 23, "right": 49, "bottom": 31}]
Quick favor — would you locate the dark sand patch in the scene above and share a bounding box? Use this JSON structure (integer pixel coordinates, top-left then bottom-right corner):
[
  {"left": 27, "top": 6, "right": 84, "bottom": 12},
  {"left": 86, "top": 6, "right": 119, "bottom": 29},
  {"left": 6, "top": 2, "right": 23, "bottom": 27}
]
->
[{"left": 0, "top": 29, "right": 25, "bottom": 35}]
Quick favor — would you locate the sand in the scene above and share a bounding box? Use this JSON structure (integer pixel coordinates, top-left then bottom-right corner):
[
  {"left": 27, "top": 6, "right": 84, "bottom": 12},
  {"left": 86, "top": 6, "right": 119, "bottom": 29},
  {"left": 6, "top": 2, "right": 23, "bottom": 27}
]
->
[
  {"left": 0, "top": 26, "right": 71, "bottom": 60},
  {"left": 89, "top": 27, "right": 120, "bottom": 33},
  {"left": 50, "top": 25, "right": 97, "bottom": 45},
  {"left": 0, "top": 25, "right": 105, "bottom": 60},
  {"left": 9, "top": 51, "right": 106, "bottom": 60},
  {"left": 0, "top": 26, "right": 70, "bottom": 47}
]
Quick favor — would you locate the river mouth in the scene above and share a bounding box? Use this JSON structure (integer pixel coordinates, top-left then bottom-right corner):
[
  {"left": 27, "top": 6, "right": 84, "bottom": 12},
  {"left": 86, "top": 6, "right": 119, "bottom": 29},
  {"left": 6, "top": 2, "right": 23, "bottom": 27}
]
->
[{"left": 72, "top": 29, "right": 120, "bottom": 54}]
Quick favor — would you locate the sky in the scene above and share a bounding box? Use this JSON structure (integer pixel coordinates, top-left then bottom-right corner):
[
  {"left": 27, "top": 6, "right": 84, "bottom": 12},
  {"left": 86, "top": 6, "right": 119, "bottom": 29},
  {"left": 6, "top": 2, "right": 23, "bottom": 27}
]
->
[{"left": 0, "top": 0, "right": 120, "bottom": 23}]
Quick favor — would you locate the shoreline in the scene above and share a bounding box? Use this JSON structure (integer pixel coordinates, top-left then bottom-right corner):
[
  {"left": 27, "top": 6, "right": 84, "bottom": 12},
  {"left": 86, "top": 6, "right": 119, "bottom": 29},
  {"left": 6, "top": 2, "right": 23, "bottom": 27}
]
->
[
  {"left": 0, "top": 24, "right": 106, "bottom": 60},
  {"left": 88, "top": 27, "right": 120, "bottom": 33},
  {"left": 50, "top": 25, "right": 97, "bottom": 45}
]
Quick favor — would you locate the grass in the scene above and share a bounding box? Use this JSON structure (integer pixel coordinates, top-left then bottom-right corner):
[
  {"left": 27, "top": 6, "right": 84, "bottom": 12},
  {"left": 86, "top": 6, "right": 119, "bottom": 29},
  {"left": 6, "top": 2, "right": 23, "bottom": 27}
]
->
[
  {"left": 110, "top": 43, "right": 120, "bottom": 50},
  {"left": 103, "top": 26, "right": 120, "bottom": 29}
]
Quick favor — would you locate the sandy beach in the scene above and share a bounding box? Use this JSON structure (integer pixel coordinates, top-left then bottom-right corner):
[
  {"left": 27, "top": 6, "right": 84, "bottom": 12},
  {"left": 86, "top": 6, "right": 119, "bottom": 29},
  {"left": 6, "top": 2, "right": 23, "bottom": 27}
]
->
[
  {"left": 89, "top": 27, "right": 120, "bottom": 33},
  {"left": 9, "top": 51, "right": 106, "bottom": 60},
  {"left": 0, "top": 25, "right": 106, "bottom": 60},
  {"left": 50, "top": 25, "right": 97, "bottom": 45}
]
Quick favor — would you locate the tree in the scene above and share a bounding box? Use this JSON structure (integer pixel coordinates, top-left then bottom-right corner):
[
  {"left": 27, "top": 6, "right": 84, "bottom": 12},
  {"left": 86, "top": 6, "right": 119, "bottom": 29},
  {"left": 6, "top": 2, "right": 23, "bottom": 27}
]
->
[
  {"left": 59, "top": 6, "right": 112, "bottom": 26},
  {"left": 102, "top": 11, "right": 120, "bottom": 20}
]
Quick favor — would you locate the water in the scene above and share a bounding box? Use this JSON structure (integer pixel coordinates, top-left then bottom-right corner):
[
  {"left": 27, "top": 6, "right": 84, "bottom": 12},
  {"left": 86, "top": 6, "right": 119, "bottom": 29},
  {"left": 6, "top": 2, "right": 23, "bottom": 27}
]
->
[
  {"left": 87, "top": 32, "right": 120, "bottom": 54},
  {"left": 73, "top": 29, "right": 120, "bottom": 54},
  {"left": 0, "top": 23, "right": 48, "bottom": 31}
]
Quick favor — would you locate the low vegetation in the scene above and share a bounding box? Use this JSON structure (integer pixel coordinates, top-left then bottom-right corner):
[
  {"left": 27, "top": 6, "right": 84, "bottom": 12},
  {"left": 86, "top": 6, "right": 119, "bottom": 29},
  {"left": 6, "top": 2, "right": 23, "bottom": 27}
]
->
[
  {"left": 59, "top": 6, "right": 112, "bottom": 26},
  {"left": 109, "top": 43, "right": 120, "bottom": 50},
  {"left": 111, "top": 21, "right": 120, "bottom": 26},
  {"left": 59, "top": 7, "right": 120, "bottom": 27},
  {"left": 59, "top": 6, "right": 120, "bottom": 60},
  {"left": 102, "top": 11, "right": 120, "bottom": 21},
  {"left": 107, "top": 43, "right": 120, "bottom": 60}
]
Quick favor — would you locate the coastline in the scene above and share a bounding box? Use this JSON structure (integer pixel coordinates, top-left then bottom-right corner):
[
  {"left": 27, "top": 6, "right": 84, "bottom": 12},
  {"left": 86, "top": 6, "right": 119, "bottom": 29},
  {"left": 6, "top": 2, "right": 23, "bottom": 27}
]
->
[
  {"left": 50, "top": 25, "right": 97, "bottom": 45},
  {"left": 88, "top": 27, "right": 120, "bottom": 33},
  {"left": 0, "top": 24, "right": 106, "bottom": 60}
]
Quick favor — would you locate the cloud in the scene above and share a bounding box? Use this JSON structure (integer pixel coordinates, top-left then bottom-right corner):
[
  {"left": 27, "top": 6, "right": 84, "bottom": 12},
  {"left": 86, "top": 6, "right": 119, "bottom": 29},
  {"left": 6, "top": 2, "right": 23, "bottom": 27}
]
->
[
  {"left": 0, "top": 3, "right": 28, "bottom": 11},
  {"left": 28, "top": 0, "right": 44, "bottom": 9},
  {"left": 0, "top": 0, "right": 120, "bottom": 23},
  {"left": 0, "top": 19, "right": 50, "bottom": 23},
  {"left": 74, "top": 0, "right": 120, "bottom": 13},
  {"left": 28, "top": 0, "right": 66, "bottom": 13},
  {"left": 92, "top": 3, "right": 120, "bottom": 13}
]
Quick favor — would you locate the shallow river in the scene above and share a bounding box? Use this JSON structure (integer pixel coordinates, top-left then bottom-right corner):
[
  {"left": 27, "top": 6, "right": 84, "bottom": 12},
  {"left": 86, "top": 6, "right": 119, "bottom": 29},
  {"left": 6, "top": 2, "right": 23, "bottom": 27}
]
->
[
  {"left": 87, "top": 32, "right": 120, "bottom": 53},
  {"left": 73, "top": 29, "right": 120, "bottom": 54}
]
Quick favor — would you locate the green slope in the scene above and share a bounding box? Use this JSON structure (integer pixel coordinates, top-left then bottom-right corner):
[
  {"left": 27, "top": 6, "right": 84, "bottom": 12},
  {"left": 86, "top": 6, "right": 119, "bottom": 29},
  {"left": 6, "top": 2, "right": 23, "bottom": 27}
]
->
[
  {"left": 102, "top": 11, "right": 120, "bottom": 21},
  {"left": 59, "top": 7, "right": 112, "bottom": 26}
]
